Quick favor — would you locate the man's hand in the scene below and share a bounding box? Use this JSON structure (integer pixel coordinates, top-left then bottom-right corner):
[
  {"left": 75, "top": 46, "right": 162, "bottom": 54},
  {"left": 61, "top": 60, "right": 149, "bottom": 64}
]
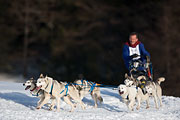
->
[{"left": 130, "top": 54, "right": 139, "bottom": 58}]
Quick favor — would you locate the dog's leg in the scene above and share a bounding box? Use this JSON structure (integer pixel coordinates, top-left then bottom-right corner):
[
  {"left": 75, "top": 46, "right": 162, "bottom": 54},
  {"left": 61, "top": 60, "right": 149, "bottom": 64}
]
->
[
  {"left": 37, "top": 96, "right": 45, "bottom": 107},
  {"left": 63, "top": 96, "right": 75, "bottom": 112},
  {"left": 49, "top": 98, "right": 56, "bottom": 111},
  {"left": 158, "top": 93, "right": 163, "bottom": 107},
  {"left": 56, "top": 96, "right": 60, "bottom": 112},
  {"left": 153, "top": 94, "right": 159, "bottom": 109},
  {"left": 37, "top": 95, "right": 50, "bottom": 109},
  {"left": 136, "top": 96, "right": 141, "bottom": 110},
  {"left": 69, "top": 91, "right": 85, "bottom": 110},
  {"left": 91, "top": 92, "right": 98, "bottom": 108},
  {"left": 128, "top": 99, "right": 135, "bottom": 111},
  {"left": 123, "top": 99, "right": 128, "bottom": 107},
  {"left": 146, "top": 99, "right": 150, "bottom": 109},
  {"left": 95, "top": 89, "right": 103, "bottom": 104}
]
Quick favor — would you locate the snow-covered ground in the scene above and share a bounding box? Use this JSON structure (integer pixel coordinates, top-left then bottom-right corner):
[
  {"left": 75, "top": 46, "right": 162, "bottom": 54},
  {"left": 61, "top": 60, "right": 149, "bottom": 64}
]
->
[{"left": 0, "top": 80, "right": 180, "bottom": 120}]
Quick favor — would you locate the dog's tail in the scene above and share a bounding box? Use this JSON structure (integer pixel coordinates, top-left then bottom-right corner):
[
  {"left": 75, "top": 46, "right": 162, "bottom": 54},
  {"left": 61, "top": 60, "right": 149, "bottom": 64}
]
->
[{"left": 157, "top": 77, "right": 165, "bottom": 85}]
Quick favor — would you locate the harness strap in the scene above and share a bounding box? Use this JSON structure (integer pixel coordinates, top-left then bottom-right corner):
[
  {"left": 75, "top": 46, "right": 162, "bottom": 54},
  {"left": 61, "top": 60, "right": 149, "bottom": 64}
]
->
[
  {"left": 31, "top": 90, "right": 41, "bottom": 97},
  {"left": 126, "top": 95, "right": 129, "bottom": 100},
  {"left": 88, "top": 81, "right": 96, "bottom": 93},
  {"left": 60, "top": 83, "right": 69, "bottom": 96},
  {"left": 49, "top": 81, "right": 54, "bottom": 95}
]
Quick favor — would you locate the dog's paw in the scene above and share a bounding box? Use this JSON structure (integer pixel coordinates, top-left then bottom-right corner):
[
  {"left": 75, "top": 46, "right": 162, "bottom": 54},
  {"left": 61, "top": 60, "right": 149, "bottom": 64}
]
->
[
  {"left": 136, "top": 107, "right": 140, "bottom": 110},
  {"left": 146, "top": 106, "right": 150, "bottom": 109},
  {"left": 56, "top": 109, "right": 60, "bottom": 112},
  {"left": 74, "top": 103, "right": 77, "bottom": 108},
  {"left": 36, "top": 106, "right": 41, "bottom": 109},
  {"left": 94, "top": 104, "right": 98, "bottom": 108},
  {"left": 69, "top": 109, "right": 74, "bottom": 112}
]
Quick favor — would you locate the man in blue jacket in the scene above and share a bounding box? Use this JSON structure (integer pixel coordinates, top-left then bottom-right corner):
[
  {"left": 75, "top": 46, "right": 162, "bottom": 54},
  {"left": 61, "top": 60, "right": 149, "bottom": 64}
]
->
[
  {"left": 123, "top": 32, "right": 150, "bottom": 71},
  {"left": 123, "top": 32, "right": 152, "bottom": 93}
]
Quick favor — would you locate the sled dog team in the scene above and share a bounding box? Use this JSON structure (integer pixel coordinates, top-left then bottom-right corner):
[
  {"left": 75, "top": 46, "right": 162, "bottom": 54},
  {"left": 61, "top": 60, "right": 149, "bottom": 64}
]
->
[{"left": 23, "top": 73, "right": 165, "bottom": 111}]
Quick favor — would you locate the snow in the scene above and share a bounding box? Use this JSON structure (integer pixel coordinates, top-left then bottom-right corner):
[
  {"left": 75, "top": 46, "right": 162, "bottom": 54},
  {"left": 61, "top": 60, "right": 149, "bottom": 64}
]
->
[{"left": 0, "top": 81, "right": 180, "bottom": 120}]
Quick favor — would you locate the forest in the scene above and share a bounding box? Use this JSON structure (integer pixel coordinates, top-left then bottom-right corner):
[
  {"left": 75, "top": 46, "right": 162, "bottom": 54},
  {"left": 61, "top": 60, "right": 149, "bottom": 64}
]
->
[{"left": 0, "top": 0, "right": 179, "bottom": 96}]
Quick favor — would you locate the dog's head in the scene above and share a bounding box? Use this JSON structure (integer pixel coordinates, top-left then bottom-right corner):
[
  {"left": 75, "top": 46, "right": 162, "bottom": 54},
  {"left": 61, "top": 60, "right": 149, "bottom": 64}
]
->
[
  {"left": 145, "top": 82, "right": 153, "bottom": 95},
  {"left": 124, "top": 78, "right": 134, "bottom": 87},
  {"left": 145, "top": 86, "right": 153, "bottom": 95},
  {"left": 23, "top": 78, "right": 36, "bottom": 90},
  {"left": 118, "top": 84, "right": 127, "bottom": 95},
  {"left": 36, "top": 74, "right": 48, "bottom": 90},
  {"left": 74, "top": 79, "right": 84, "bottom": 90},
  {"left": 124, "top": 73, "right": 134, "bottom": 87}
]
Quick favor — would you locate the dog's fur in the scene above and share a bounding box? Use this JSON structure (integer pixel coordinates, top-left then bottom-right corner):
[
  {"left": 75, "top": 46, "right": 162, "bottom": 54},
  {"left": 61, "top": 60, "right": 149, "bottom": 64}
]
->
[
  {"left": 74, "top": 80, "right": 103, "bottom": 108},
  {"left": 118, "top": 84, "right": 150, "bottom": 111},
  {"left": 124, "top": 73, "right": 165, "bottom": 109},
  {"left": 23, "top": 78, "right": 46, "bottom": 107},
  {"left": 145, "top": 77, "right": 165, "bottom": 108},
  {"left": 36, "top": 74, "right": 85, "bottom": 112}
]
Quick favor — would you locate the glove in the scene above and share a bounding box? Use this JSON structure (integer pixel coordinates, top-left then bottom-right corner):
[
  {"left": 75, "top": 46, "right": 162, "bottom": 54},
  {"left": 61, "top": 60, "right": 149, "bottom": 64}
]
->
[
  {"left": 130, "top": 54, "right": 139, "bottom": 58},
  {"left": 146, "top": 56, "right": 150, "bottom": 63}
]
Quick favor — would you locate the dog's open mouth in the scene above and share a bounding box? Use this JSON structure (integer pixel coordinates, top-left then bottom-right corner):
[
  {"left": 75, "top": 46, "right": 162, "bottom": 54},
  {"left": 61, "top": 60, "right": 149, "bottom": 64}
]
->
[
  {"left": 119, "top": 90, "right": 124, "bottom": 95},
  {"left": 25, "top": 86, "right": 31, "bottom": 90},
  {"left": 36, "top": 85, "right": 42, "bottom": 90}
]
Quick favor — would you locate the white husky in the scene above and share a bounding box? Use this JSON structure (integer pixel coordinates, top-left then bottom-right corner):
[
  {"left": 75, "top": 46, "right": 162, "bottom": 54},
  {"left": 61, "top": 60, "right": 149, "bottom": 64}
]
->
[
  {"left": 23, "top": 78, "right": 45, "bottom": 106},
  {"left": 36, "top": 74, "right": 85, "bottom": 112},
  {"left": 23, "top": 78, "right": 57, "bottom": 110}
]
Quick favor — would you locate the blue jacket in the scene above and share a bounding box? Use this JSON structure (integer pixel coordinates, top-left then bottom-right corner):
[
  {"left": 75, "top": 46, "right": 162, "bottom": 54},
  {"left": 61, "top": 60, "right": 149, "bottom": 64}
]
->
[{"left": 123, "top": 41, "right": 150, "bottom": 70}]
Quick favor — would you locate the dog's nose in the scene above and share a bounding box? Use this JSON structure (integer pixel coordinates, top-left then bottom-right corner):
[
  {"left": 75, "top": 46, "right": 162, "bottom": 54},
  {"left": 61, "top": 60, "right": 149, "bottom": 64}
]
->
[{"left": 23, "top": 83, "right": 25, "bottom": 86}]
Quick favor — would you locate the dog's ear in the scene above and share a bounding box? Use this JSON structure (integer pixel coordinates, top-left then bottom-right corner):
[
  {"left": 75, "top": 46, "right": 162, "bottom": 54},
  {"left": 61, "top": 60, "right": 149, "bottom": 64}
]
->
[
  {"left": 40, "top": 74, "right": 44, "bottom": 78},
  {"left": 125, "top": 73, "right": 128, "bottom": 78}
]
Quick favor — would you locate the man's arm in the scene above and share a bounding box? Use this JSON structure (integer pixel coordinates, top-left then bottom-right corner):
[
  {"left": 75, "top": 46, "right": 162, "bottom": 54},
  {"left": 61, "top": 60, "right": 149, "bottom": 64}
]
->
[{"left": 139, "top": 43, "right": 150, "bottom": 58}]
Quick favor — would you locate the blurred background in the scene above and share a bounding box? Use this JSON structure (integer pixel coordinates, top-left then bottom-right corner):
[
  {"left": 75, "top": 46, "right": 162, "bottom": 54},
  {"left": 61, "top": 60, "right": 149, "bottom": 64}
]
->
[{"left": 0, "top": 0, "right": 179, "bottom": 96}]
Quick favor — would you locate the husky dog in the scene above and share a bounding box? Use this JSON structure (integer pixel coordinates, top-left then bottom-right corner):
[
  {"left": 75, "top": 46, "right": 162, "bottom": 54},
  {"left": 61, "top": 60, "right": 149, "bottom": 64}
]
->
[
  {"left": 23, "top": 78, "right": 46, "bottom": 107},
  {"left": 145, "top": 77, "right": 165, "bottom": 108},
  {"left": 36, "top": 74, "right": 85, "bottom": 112},
  {"left": 74, "top": 79, "right": 103, "bottom": 108},
  {"left": 124, "top": 74, "right": 150, "bottom": 110},
  {"left": 124, "top": 73, "right": 165, "bottom": 109},
  {"left": 23, "top": 78, "right": 57, "bottom": 110},
  {"left": 118, "top": 84, "right": 150, "bottom": 111}
]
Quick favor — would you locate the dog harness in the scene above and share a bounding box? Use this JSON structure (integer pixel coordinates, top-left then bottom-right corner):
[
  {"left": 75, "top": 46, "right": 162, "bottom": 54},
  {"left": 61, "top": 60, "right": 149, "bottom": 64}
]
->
[
  {"left": 60, "top": 83, "right": 69, "bottom": 96},
  {"left": 49, "top": 82, "right": 54, "bottom": 95},
  {"left": 88, "top": 82, "right": 96, "bottom": 93},
  {"left": 31, "top": 90, "right": 41, "bottom": 97}
]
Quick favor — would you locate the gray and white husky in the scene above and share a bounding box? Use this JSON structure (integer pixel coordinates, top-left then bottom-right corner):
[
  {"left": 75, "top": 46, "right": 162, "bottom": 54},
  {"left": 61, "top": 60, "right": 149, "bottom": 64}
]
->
[
  {"left": 23, "top": 78, "right": 46, "bottom": 107},
  {"left": 74, "top": 79, "right": 103, "bottom": 108},
  {"left": 36, "top": 74, "right": 85, "bottom": 112},
  {"left": 145, "top": 77, "right": 165, "bottom": 109},
  {"left": 124, "top": 73, "right": 165, "bottom": 109}
]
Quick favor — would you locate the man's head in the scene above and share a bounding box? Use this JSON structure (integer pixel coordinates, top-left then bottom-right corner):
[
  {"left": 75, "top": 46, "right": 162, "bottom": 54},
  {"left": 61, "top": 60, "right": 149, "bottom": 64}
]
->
[{"left": 129, "top": 32, "right": 138, "bottom": 45}]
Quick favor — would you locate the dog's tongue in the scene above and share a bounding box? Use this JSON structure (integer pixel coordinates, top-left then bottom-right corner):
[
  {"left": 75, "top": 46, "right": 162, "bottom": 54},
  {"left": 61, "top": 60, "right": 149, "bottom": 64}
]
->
[
  {"left": 36, "top": 86, "right": 41, "bottom": 90},
  {"left": 25, "top": 86, "right": 30, "bottom": 90}
]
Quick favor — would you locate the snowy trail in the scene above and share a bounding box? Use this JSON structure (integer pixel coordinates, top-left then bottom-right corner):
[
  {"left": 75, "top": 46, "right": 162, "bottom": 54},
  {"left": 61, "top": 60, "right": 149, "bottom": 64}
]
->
[{"left": 0, "top": 81, "right": 179, "bottom": 120}]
